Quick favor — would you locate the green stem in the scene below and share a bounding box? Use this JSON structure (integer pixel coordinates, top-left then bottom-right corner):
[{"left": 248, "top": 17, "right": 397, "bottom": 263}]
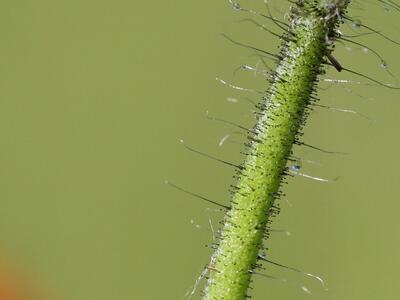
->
[{"left": 203, "top": 1, "right": 350, "bottom": 299}]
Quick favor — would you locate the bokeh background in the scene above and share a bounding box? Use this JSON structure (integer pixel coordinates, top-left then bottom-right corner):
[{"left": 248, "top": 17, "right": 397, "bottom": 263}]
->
[{"left": 0, "top": 0, "right": 399, "bottom": 299}]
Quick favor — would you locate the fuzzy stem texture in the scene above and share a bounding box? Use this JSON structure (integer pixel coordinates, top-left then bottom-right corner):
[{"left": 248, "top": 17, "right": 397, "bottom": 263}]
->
[{"left": 203, "top": 1, "right": 350, "bottom": 299}]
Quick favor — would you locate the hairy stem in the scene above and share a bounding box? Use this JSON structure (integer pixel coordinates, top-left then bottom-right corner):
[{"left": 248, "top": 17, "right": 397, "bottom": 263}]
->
[{"left": 203, "top": 1, "right": 350, "bottom": 299}]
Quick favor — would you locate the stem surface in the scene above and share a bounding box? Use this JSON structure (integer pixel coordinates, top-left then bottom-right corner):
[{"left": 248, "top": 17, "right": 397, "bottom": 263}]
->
[{"left": 204, "top": 1, "right": 350, "bottom": 299}]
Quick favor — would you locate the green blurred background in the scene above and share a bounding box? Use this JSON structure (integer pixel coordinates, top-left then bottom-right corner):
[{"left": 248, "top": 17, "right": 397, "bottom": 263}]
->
[{"left": 0, "top": 0, "right": 399, "bottom": 299}]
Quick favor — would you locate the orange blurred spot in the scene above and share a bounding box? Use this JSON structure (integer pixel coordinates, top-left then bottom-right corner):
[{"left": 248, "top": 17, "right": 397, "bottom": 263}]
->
[
  {"left": 0, "top": 257, "right": 57, "bottom": 300},
  {"left": 0, "top": 265, "right": 31, "bottom": 300}
]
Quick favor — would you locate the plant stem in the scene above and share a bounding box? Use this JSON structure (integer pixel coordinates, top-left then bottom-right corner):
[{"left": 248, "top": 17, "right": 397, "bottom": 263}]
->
[{"left": 203, "top": 1, "right": 350, "bottom": 299}]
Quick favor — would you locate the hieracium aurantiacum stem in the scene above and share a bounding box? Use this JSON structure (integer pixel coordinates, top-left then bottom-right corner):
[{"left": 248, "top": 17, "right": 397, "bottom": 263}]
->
[{"left": 203, "top": 1, "right": 351, "bottom": 299}]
